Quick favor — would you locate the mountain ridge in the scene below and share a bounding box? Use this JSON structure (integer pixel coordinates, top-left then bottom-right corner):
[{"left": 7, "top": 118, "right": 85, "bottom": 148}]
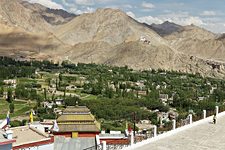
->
[{"left": 0, "top": 1, "right": 225, "bottom": 78}]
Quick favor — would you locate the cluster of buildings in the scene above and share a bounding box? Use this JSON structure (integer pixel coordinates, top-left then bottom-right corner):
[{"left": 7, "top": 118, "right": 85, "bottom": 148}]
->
[{"left": 0, "top": 105, "right": 134, "bottom": 150}]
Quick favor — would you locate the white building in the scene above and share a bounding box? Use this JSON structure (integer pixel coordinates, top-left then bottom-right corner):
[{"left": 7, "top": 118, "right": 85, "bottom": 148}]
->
[
  {"left": 43, "top": 102, "right": 54, "bottom": 109},
  {"left": 0, "top": 129, "right": 15, "bottom": 150},
  {"left": 55, "top": 98, "right": 64, "bottom": 105},
  {"left": 11, "top": 126, "right": 54, "bottom": 150},
  {"left": 30, "top": 120, "right": 54, "bottom": 133},
  {"left": 3, "top": 79, "right": 16, "bottom": 85}
]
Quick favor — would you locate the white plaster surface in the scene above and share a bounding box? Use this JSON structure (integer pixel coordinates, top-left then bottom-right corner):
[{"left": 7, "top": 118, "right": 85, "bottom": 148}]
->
[{"left": 124, "top": 111, "right": 225, "bottom": 150}]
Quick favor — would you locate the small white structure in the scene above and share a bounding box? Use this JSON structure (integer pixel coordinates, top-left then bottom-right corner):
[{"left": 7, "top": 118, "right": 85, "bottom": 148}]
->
[
  {"left": 30, "top": 121, "right": 53, "bottom": 133},
  {"left": 140, "top": 36, "right": 151, "bottom": 44},
  {"left": 3, "top": 79, "right": 16, "bottom": 85},
  {"left": 156, "top": 85, "right": 161, "bottom": 90},
  {"left": 55, "top": 98, "right": 64, "bottom": 105},
  {"left": 189, "top": 114, "right": 193, "bottom": 124},
  {"left": 54, "top": 108, "right": 63, "bottom": 115},
  {"left": 140, "top": 120, "right": 151, "bottom": 124},
  {"left": 210, "top": 87, "right": 217, "bottom": 94},
  {"left": 66, "top": 85, "right": 76, "bottom": 91},
  {"left": 203, "top": 110, "right": 206, "bottom": 119},
  {"left": 0, "top": 129, "right": 15, "bottom": 150},
  {"left": 198, "top": 97, "right": 205, "bottom": 101},
  {"left": 159, "top": 94, "right": 169, "bottom": 103},
  {"left": 216, "top": 106, "right": 219, "bottom": 116},
  {"left": 135, "top": 82, "right": 145, "bottom": 90},
  {"left": 172, "top": 119, "right": 176, "bottom": 130},
  {"left": 43, "top": 102, "right": 54, "bottom": 109},
  {"left": 153, "top": 125, "right": 157, "bottom": 137},
  {"left": 158, "top": 112, "right": 169, "bottom": 122}
]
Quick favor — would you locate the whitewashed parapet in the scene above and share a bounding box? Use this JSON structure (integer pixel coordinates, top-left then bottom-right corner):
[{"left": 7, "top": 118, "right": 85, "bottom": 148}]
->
[{"left": 123, "top": 107, "right": 225, "bottom": 150}]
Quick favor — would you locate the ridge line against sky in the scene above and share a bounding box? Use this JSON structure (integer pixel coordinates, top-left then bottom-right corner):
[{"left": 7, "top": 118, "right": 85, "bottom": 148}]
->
[{"left": 26, "top": 0, "right": 225, "bottom": 33}]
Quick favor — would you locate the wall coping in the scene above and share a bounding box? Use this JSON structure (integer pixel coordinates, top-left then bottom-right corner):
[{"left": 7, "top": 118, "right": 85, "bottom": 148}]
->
[{"left": 123, "top": 111, "right": 225, "bottom": 150}]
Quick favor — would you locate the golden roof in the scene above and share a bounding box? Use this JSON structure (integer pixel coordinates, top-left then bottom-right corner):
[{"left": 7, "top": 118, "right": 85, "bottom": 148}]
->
[
  {"left": 56, "top": 106, "right": 101, "bottom": 132},
  {"left": 57, "top": 114, "right": 95, "bottom": 122},
  {"left": 63, "top": 106, "right": 90, "bottom": 114},
  {"left": 58, "top": 124, "right": 100, "bottom": 132}
]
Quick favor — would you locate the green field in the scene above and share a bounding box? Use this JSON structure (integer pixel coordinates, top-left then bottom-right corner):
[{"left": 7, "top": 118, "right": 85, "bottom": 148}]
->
[
  {"left": 0, "top": 100, "right": 9, "bottom": 119},
  {"left": 0, "top": 99, "right": 35, "bottom": 119}
]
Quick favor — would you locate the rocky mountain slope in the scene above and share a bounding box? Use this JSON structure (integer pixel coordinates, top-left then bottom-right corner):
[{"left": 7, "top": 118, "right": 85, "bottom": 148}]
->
[
  {"left": 53, "top": 8, "right": 180, "bottom": 67},
  {"left": 0, "top": 1, "right": 225, "bottom": 78},
  {"left": 0, "top": 0, "right": 72, "bottom": 58},
  {"left": 21, "top": 1, "right": 76, "bottom": 25},
  {"left": 163, "top": 24, "right": 225, "bottom": 62},
  {"left": 55, "top": 8, "right": 165, "bottom": 46},
  {"left": 145, "top": 21, "right": 184, "bottom": 36}
]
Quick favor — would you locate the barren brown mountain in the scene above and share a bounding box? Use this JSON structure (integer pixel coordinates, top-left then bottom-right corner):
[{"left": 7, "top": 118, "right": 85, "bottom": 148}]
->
[
  {"left": 0, "top": 0, "right": 72, "bottom": 58},
  {"left": 164, "top": 24, "right": 225, "bottom": 62},
  {"left": 0, "top": 1, "right": 225, "bottom": 78}
]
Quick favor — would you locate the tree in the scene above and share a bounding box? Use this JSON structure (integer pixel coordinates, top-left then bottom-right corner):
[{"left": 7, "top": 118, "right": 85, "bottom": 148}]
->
[
  {"left": 59, "top": 73, "right": 63, "bottom": 81},
  {"left": 63, "top": 88, "right": 66, "bottom": 100},
  {"left": 9, "top": 103, "right": 14, "bottom": 113},
  {"left": 15, "top": 84, "right": 29, "bottom": 99},
  {"left": 7, "top": 88, "right": 13, "bottom": 103},
  {"left": 0, "top": 86, "right": 3, "bottom": 96},
  {"left": 44, "top": 88, "right": 47, "bottom": 101},
  {"left": 65, "top": 96, "right": 80, "bottom": 106}
]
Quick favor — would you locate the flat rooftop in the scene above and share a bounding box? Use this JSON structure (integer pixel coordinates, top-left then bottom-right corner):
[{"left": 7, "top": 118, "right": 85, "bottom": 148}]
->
[
  {"left": 130, "top": 113, "right": 225, "bottom": 150},
  {"left": 0, "top": 130, "right": 16, "bottom": 145},
  {"left": 11, "top": 126, "right": 51, "bottom": 147}
]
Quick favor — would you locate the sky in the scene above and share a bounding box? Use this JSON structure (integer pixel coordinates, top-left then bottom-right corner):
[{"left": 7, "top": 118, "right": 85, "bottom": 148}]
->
[{"left": 26, "top": 0, "right": 225, "bottom": 33}]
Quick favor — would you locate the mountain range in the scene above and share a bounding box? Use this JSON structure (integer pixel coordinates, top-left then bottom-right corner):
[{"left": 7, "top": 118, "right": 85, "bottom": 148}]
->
[{"left": 1, "top": 0, "right": 225, "bottom": 78}]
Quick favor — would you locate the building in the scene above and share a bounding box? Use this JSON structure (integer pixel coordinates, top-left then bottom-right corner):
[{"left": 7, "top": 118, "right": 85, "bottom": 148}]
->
[
  {"left": 136, "top": 120, "right": 154, "bottom": 133},
  {"left": 3, "top": 79, "right": 16, "bottom": 85},
  {"left": 55, "top": 98, "right": 64, "bottom": 106},
  {"left": 11, "top": 126, "right": 54, "bottom": 150},
  {"left": 99, "top": 131, "right": 129, "bottom": 145},
  {"left": 159, "top": 94, "right": 169, "bottom": 104},
  {"left": 54, "top": 106, "right": 101, "bottom": 138},
  {"left": 43, "top": 101, "right": 55, "bottom": 109},
  {"left": 137, "top": 90, "right": 147, "bottom": 96},
  {"left": 0, "top": 129, "right": 16, "bottom": 150},
  {"left": 54, "top": 136, "right": 96, "bottom": 150},
  {"left": 66, "top": 85, "right": 76, "bottom": 91},
  {"left": 30, "top": 120, "right": 54, "bottom": 133}
]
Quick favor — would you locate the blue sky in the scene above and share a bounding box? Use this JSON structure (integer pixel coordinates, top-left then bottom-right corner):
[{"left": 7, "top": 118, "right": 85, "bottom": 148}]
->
[{"left": 27, "top": 0, "right": 225, "bottom": 33}]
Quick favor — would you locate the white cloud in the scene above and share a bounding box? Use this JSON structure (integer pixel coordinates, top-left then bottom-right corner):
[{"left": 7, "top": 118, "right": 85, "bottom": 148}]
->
[
  {"left": 141, "top": 1, "right": 155, "bottom": 9},
  {"left": 126, "top": 11, "right": 136, "bottom": 18},
  {"left": 123, "top": 4, "right": 133, "bottom": 9},
  {"left": 96, "top": 0, "right": 116, "bottom": 2},
  {"left": 201, "top": 22, "right": 225, "bottom": 33},
  {"left": 61, "top": 0, "right": 73, "bottom": 7},
  {"left": 157, "top": 12, "right": 205, "bottom": 26},
  {"left": 138, "top": 16, "right": 163, "bottom": 25},
  {"left": 74, "top": 7, "right": 95, "bottom": 14},
  {"left": 181, "top": 16, "right": 204, "bottom": 26},
  {"left": 75, "top": 0, "right": 94, "bottom": 6},
  {"left": 134, "top": 9, "right": 225, "bottom": 33},
  {"left": 200, "top": 11, "right": 216, "bottom": 16},
  {"left": 26, "top": 0, "right": 64, "bottom": 9},
  {"left": 133, "top": 11, "right": 205, "bottom": 28}
]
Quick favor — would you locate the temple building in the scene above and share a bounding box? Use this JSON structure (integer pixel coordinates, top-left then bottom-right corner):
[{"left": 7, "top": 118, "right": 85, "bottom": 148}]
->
[{"left": 54, "top": 106, "right": 101, "bottom": 138}]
